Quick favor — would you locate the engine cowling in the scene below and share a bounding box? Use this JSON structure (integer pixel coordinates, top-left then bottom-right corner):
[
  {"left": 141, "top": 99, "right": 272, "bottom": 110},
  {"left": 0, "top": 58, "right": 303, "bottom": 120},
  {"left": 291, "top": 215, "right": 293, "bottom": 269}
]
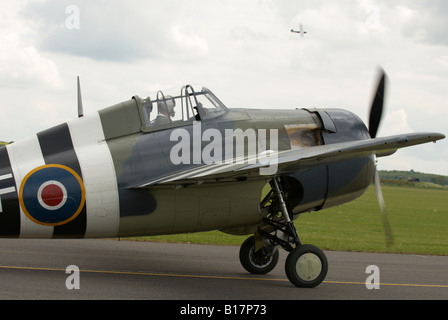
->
[{"left": 286, "top": 108, "right": 375, "bottom": 215}]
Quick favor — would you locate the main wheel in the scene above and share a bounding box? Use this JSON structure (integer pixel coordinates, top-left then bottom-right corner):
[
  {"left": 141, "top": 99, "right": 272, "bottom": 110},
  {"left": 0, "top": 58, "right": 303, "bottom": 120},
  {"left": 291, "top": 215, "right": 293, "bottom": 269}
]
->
[
  {"left": 285, "top": 244, "right": 328, "bottom": 288},
  {"left": 239, "top": 236, "right": 279, "bottom": 275}
]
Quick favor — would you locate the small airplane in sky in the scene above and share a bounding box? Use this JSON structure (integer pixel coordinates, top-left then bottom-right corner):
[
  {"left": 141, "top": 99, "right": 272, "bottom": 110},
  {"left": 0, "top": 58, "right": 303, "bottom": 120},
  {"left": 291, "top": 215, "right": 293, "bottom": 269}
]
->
[
  {"left": 0, "top": 69, "right": 444, "bottom": 288},
  {"left": 291, "top": 24, "right": 307, "bottom": 37}
]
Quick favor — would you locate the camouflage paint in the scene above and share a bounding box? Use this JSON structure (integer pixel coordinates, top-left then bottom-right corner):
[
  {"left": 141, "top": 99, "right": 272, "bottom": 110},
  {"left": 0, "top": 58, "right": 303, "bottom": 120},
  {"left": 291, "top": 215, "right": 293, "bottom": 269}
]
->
[{"left": 0, "top": 87, "right": 442, "bottom": 238}]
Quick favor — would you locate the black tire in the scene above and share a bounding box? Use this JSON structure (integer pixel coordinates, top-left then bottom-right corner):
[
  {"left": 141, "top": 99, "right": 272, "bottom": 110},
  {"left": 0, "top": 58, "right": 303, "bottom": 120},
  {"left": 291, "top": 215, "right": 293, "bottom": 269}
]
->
[
  {"left": 285, "top": 244, "right": 328, "bottom": 288},
  {"left": 239, "top": 236, "right": 279, "bottom": 275}
]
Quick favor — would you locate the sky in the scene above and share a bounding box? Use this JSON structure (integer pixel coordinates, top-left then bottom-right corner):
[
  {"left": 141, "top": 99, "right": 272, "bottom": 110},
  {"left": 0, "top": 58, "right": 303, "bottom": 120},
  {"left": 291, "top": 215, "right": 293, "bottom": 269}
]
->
[{"left": 0, "top": 0, "right": 447, "bottom": 175}]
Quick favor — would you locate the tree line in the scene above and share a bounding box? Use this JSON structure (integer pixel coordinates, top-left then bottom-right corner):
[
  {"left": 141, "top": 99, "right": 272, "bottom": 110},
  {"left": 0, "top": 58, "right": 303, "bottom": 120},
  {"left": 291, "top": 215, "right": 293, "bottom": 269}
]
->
[{"left": 379, "top": 170, "right": 448, "bottom": 186}]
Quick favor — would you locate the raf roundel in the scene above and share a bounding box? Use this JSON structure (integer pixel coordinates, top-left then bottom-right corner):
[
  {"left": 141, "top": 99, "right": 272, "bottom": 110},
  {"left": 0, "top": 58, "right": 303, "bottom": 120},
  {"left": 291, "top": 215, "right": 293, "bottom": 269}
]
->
[
  {"left": 37, "top": 180, "right": 68, "bottom": 210},
  {"left": 19, "top": 164, "right": 86, "bottom": 226}
]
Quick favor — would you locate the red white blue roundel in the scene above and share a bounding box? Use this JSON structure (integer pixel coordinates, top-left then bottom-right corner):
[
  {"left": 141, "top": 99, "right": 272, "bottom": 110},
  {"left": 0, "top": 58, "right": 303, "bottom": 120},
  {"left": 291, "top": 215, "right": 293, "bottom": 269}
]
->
[{"left": 19, "top": 164, "right": 86, "bottom": 226}]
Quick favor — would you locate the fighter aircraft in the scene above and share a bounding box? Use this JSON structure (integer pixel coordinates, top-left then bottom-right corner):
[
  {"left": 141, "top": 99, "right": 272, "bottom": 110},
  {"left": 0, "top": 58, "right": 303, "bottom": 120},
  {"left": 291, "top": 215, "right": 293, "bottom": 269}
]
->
[
  {"left": 291, "top": 24, "right": 307, "bottom": 37},
  {"left": 0, "top": 70, "right": 444, "bottom": 288}
]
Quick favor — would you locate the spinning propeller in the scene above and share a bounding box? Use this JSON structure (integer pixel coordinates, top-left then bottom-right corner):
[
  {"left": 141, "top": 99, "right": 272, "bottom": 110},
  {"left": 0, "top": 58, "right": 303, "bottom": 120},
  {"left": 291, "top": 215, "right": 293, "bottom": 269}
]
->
[{"left": 368, "top": 69, "right": 394, "bottom": 247}]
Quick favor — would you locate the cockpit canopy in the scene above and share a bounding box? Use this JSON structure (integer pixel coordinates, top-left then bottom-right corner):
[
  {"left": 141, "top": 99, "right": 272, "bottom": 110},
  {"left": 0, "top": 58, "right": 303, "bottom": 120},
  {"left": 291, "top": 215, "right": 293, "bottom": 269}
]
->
[{"left": 135, "top": 85, "right": 228, "bottom": 132}]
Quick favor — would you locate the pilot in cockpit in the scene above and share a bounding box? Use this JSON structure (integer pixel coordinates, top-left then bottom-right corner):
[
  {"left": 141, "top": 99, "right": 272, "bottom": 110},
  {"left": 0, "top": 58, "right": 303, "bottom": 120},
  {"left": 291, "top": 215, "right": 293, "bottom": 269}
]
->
[{"left": 154, "top": 96, "right": 176, "bottom": 126}]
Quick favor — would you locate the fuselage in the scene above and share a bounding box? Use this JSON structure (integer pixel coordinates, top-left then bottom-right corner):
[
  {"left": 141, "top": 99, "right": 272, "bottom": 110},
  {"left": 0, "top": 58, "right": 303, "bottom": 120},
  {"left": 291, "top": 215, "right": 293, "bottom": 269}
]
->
[{"left": 0, "top": 88, "right": 374, "bottom": 238}]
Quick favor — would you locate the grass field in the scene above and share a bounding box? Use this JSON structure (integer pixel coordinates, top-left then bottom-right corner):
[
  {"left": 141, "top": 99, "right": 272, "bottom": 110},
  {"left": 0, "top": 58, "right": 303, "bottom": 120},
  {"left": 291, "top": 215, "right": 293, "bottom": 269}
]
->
[{"left": 132, "top": 185, "right": 448, "bottom": 256}]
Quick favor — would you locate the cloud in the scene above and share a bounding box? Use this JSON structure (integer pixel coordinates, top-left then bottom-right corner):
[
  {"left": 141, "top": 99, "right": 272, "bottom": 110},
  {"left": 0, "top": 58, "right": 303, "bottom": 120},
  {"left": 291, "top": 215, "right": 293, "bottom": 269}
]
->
[
  {"left": 20, "top": 0, "right": 210, "bottom": 62},
  {"left": 352, "top": 0, "right": 448, "bottom": 46},
  {"left": 0, "top": 37, "right": 61, "bottom": 87},
  {"left": 379, "top": 109, "right": 412, "bottom": 136},
  {"left": 389, "top": 1, "right": 448, "bottom": 46},
  {"left": 0, "top": 1, "right": 61, "bottom": 88},
  {"left": 0, "top": 0, "right": 446, "bottom": 175}
]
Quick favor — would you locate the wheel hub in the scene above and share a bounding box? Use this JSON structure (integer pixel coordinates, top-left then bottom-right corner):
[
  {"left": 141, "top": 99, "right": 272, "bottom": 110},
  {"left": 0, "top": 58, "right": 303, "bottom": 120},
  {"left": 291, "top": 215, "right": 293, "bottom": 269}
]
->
[
  {"left": 249, "top": 247, "right": 274, "bottom": 268},
  {"left": 295, "top": 252, "right": 322, "bottom": 281}
]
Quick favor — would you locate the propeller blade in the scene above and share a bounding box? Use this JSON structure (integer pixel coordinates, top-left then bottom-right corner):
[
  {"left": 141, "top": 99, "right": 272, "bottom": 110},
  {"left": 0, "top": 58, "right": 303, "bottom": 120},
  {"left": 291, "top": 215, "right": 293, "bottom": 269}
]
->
[
  {"left": 368, "top": 69, "right": 387, "bottom": 138},
  {"left": 374, "top": 166, "right": 394, "bottom": 247},
  {"left": 368, "top": 69, "right": 393, "bottom": 246}
]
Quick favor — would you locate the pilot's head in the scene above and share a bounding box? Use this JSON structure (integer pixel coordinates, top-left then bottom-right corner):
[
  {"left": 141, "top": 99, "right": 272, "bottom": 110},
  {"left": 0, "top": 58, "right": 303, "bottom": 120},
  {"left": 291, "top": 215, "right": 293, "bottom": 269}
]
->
[{"left": 158, "top": 96, "right": 176, "bottom": 117}]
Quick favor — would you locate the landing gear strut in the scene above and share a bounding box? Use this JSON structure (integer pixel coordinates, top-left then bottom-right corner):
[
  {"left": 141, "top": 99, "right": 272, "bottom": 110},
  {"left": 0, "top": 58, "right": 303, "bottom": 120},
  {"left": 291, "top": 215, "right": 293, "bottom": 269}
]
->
[{"left": 239, "top": 177, "right": 328, "bottom": 288}]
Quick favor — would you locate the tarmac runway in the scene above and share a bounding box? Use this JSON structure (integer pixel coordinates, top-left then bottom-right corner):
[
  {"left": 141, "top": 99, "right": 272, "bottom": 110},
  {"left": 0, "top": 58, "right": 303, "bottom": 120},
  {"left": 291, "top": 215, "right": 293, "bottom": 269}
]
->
[{"left": 0, "top": 238, "right": 447, "bottom": 301}]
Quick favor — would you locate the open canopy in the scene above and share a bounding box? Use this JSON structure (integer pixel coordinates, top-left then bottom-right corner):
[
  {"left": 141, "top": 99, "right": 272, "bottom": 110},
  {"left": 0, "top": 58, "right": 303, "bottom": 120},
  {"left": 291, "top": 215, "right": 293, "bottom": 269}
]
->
[{"left": 136, "top": 85, "right": 228, "bottom": 131}]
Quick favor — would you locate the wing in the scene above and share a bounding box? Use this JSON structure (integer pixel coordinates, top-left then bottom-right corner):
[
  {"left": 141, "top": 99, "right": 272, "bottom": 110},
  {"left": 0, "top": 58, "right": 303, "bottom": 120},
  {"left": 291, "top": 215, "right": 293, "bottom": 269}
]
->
[{"left": 134, "top": 132, "right": 445, "bottom": 188}]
